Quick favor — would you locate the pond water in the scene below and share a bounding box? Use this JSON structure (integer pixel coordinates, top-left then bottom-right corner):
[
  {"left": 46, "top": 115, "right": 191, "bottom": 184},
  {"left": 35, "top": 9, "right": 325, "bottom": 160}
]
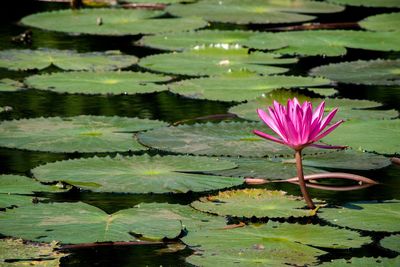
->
[{"left": 0, "top": 1, "right": 399, "bottom": 266}]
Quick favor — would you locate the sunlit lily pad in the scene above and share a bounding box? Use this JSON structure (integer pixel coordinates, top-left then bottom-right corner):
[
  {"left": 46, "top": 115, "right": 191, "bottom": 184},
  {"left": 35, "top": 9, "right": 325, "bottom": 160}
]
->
[
  {"left": 327, "top": 0, "right": 400, "bottom": 8},
  {"left": 137, "top": 121, "right": 321, "bottom": 157},
  {"left": 0, "top": 49, "right": 137, "bottom": 71},
  {"left": 0, "top": 238, "right": 67, "bottom": 267},
  {"left": 319, "top": 257, "right": 400, "bottom": 267},
  {"left": 32, "top": 154, "right": 242, "bottom": 193},
  {"left": 191, "top": 189, "right": 319, "bottom": 218},
  {"left": 25, "top": 71, "right": 170, "bottom": 95},
  {"left": 169, "top": 73, "right": 330, "bottom": 101},
  {"left": 310, "top": 59, "right": 400, "bottom": 85},
  {"left": 0, "top": 195, "right": 42, "bottom": 209},
  {"left": 0, "top": 174, "right": 66, "bottom": 194},
  {"left": 242, "top": 30, "right": 400, "bottom": 56},
  {"left": 380, "top": 235, "right": 400, "bottom": 252},
  {"left": 167, "top": 0, "right": 343, "bottom": 24},
  {"left": 0, "top": 79, "right": 24, "bottom": 92},
  {"left": 360, "top": 12, "right": 400, "bottom": 32},
  {"left": 139, "top": 47, "right": 296, "bottom": 76},
  {"left": 21, "top": 9, "right": 207, "bottom": 36},
  {"left": 322, "top": 119, "right": 400, "bottom": 155},
  {"left": 229, "top": 89, "right": 398, "bottom": 121},
  {"left": 318, "top": 200, "right": 400, "bottom": 232},
  {"left": 0, "top": 115, "right": 167, "bottom": 153}
]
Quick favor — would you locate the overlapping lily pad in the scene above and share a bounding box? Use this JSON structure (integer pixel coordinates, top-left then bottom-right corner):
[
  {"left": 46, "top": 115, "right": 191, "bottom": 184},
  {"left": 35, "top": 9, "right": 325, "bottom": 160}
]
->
[
  {"left": 380, "top": 235, "right": 400, "bottom": 252},
  {"left": 137, "top": 121, "right": 321, "bottom": 157},
  {"left": 0, "top": 115, "right": 167, "bottom": 153},
  {"left": 21, "top": 9, "right": 207, "bottom": 35},
  {"left": 167, "top": 0, "right": 343, "bottom": 24},
  {"left": 139, "top": 47, "right": 296, "bottom": 76},
  {"left": 169, "top": 73, "right": 330, "bottom": 101},
  {"left": 32, "top": 154, "right": 242, "bottom": 193},
  {"left": 319, "top": 257, "right": 400, "bottom": 267},
  {"left": 0, "top": 49, "right": 137, "bottom": 71},
  {"left": 360, "top": 12, "right": 400, "bottom": 32},
  {"left": 25, "top": 71, "right": 170, "bottom": 95},
  {"left": 327, "top": 0, "right": 400, "bottom": 8},
  {"left": 322, "top": 119, "right": 400, "bottom": 155},
  {"left": 242, "top": 30, "right": 400, "bottom": 56},
  {"left": 310, "top": 59, "right": 400, "bottom": 85},
  {"left": 318, "top": 200, "right": 400, "bottom": 232},
  {"left": 0, "top": 79, "right": 24, "bottom": 92},
  {"left": 0, "top": 195, "right": 42, "bottom": 209},
  {"left": 229, "top": 89, "right": 398, "bottom": 121},
  {"left": 191, "top": 189, "right": 319, "bottom": 218},
  {"left": 0, "top": 174, "right": 66, "bottom": 194}
]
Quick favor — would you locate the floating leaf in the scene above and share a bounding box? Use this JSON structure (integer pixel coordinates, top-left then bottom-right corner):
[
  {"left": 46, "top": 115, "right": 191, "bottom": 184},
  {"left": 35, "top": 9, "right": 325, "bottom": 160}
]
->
[
  {"left": 25, "top": 71, "right": 170, "bottom": 95},
  {"left": 318, "top": 200, "right": 400, "bottom": 232},
  {"left": 229, "top": 89, "right": 398, "bottom": 121},
  {"left": 21, "top": 9, "right": 207, "bottom": 36},
  {"left": 310, "top": 59, "right": 400, "bottom": 85},
  {"left": 380, "top": 235, "right": 400, "bottom": 252},
  {"left": 0, "top": 49, "right": 137, "bottom": 71},
  {"left": 191, "top": 189, "right": 318, "bottom": 218},
  {"left": 169, "top": 73, "right": 330, "bottom": 101},
  {"left": 242, "top": 30, "right": 400, "bottom": 56},
  {"left": 139, "top": 48, "right": 296, "bottom": 76},
  {"left": 0, "top": 115, "right": 167, "bottom": 153},
  {"left": 319, "top": 257, "right": 400, "bottom": 267},
  {"left": 0, "top": 195, "right": 41, "bottom": 209},
  {"left": 327, "top": 0, "right": 400, "bottom": 8},
  {"left": 0, "top": 174, "right": 66, "bottom": 194},
  {"left": 307, "top": 87, "right": 337, "bottom": 97},
  {"left": 32, "top": 154, "right": 242, "bottom": 194},
  {"left": 167, "top": 0, "right": 343, "bottom": 24},
  {"left": 0, "top": 79, "right": 24, "bottom": 92},
  {"left": 322, "top": 119, "right": 400, "bottom": 155},
  {"left": 137, "top": 121, "right": 321, "bottom": 157},
  {"left": 360, "top": 12, "right": 400, "bottom": 32}
]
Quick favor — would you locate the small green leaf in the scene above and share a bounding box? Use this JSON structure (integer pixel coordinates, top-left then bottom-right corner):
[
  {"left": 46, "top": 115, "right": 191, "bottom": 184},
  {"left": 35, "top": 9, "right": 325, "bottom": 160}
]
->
[
  {"left": 0, "top": 174, "right": 67, "bottom": 194},
  {"left": 380, "top": 235, "right": 400, "bottom": 252}
]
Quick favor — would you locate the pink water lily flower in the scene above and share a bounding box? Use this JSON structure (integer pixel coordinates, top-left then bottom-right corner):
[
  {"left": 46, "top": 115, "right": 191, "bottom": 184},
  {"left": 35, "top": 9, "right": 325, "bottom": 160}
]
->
[{"left": 254, "top": 98, "right": 344, "bottom": 151}]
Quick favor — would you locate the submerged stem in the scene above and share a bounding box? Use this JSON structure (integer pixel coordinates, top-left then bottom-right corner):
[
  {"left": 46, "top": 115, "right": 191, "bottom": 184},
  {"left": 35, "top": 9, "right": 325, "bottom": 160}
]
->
[{"left": 295, "top": 150, "right": 315, "bottom": 209}]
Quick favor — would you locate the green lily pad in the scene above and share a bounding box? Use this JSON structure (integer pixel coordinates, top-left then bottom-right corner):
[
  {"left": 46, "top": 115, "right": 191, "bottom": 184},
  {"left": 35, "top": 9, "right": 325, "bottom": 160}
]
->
[
  {"left": 191, "top": 189, "right": 319, "bottom": 218},
  {"left": 380, "top": 235, "right": 400, "bottom": 252},
  {"left": 322, "top": 119, "right": 400, "bottom": 155},
  {"left": 0, "top": 202, "right": 187, "bottom": 244},
  {"left": 0, "top": 195, "right": 42, "bottom": 209},
  {"left": 308, "top": 87, "right": 338, "bottom": 97},
  {"left": 25, "top": 71, "right": 170, "bottom": 95},
  {"left": 169, "top": 73, "right": 330, "bottom": 101},
  {"left": 319, "top": 257, "right": 400, "bottom": 267},
  {"left": 318, "top": 200, "right": 400, "bottom": 232},
  {"left": 32, "top": 154, "right": 242, "bottom": 194},
  {"left": 0, "top": 49, "right": 137, "bottom": 71},
  {"left": 137, "top": 121, "right": 321, "bottom": 157},
  {"left": 139, "top": 48, "right": 296, "bottom": 76},
  {"left": 137, "top": 30, "right": 257, "bottom": 51},
  {"left": 229, "top": 89, "right": 398, "bottom": 121},
  {"left": 310, "top": 59, "right": 400, "bottom": 85},
  {"left": 21, "top": 9, "right": 207, "bottom": 36},
  {"left": 242, "top": 30, "right": 400, "bottom": 56},
  {"left": 0, "top": 115, "right": 167, "bottom": 153},
  {"left": 0, "top": 174, "right": 66, "bottom": 194},
  {"left": 327, "top": 0, "right": 400, "bottom": 8},
  {"left": 0, "top": 79, "right": 24, "bottom": 92},
  {"left": 167, "top": 0, "right": 343, "bottom": 24},
  {"left": 0, "top": 238, "right": 67, "bottom": 267},
  {"left": 360, "top": 12, "right": 400, "bottom": 32}
]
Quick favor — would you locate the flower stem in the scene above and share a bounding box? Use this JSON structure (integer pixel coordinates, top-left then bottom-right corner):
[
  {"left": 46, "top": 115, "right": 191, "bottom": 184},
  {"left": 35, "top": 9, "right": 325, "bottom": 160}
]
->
[{"left": 295, "top": 150, "right": 315, "bottom": 209}]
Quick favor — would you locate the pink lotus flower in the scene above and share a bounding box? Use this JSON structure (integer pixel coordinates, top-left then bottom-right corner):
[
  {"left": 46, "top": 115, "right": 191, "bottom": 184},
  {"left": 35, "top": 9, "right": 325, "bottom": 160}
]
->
[{"left": 254, "top": 98, "right": 344, "bottom": 151}]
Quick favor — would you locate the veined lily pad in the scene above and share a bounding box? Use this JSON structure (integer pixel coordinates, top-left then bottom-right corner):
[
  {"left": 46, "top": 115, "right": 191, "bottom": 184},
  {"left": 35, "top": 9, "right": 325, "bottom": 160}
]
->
[
  {"left": 167, "top": 0, "right": 343, "bottom": 24},
  {"left": 0, "top": 115, "right": 167, "bottom": 153},
  {"left": 139, "top": 47, "right": 296, "bottom": 76},
  {"left": 137, "top": 30, "right": 256, "bottom": 51},
  {"left": 319, "top": 257, "right": 400, "bottom": 267},
  {"left": 169, "top": 73, "right": 330, "bottom": 101},
  {"left": 0, "top": 238, "right": 67, "bottom": 267},
  {"left": 32, "top": 154, "right": 242, "bottom": 194},
  {"left": 0, "top": 79, "right": 24, "bottom": 92},
  {"left": 327, "top": 0, "right": 400, "bottom": 8},
  {"left": 0, "top": 174, "right": 66, "bottom": 194},
  {"left": 229, "top": 89, "right": 398, "bottom": 121},
  {"left": 322, "top": 119, "right": 400, "bottom": 155},
  {"left": 191, "top": 189, "right": 319, "bottom": 218},
  {"left": 0, "top": 195, "right": 42, "bottom": 209},
  {"left": 137, "top": 121, "right": 321, "bottom": 157},
  {"left": 360, "top": 12, "right": 400, "bottom": 32},
  {"left": 310, "top": 59, "right": 400, "bottom": 85},
  {"left": 21, "top": 9, "right": 207, "bottom": 36},
  {"left": 380, "top": 235, "right": 400, "bottom": 252},
  {"left": 242, "top": 30, "right": 400, "bottom": 56},
  {"left": 318, "top": 200, "right": 400, "bottom": 232},
  {"left": 0, "top": 49, "right": 137, "bottom": 71},
  {"left": 25, "top": 71, "right": 170, "bottom": 95}
]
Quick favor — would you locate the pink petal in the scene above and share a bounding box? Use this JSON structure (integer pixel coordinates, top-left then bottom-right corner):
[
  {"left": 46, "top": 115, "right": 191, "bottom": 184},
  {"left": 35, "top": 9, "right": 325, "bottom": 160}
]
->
[
  {"left": 257, "top": 108, "right": 284, "bottom": 138},
  {"left": 253, "top": 130, "right": 285, "bottom": 145},
  {"left": 313, "top": 119, "right": 344, "bottom": 142},
  {"left": 318, "top": 108, "right": 339, "bottom": 132}
]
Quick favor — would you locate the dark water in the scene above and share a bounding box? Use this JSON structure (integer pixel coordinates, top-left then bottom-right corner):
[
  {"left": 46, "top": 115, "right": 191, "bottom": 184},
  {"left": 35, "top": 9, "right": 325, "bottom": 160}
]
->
[{"left": 1, "top": 1, "right": 400, "bottom": 266}]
